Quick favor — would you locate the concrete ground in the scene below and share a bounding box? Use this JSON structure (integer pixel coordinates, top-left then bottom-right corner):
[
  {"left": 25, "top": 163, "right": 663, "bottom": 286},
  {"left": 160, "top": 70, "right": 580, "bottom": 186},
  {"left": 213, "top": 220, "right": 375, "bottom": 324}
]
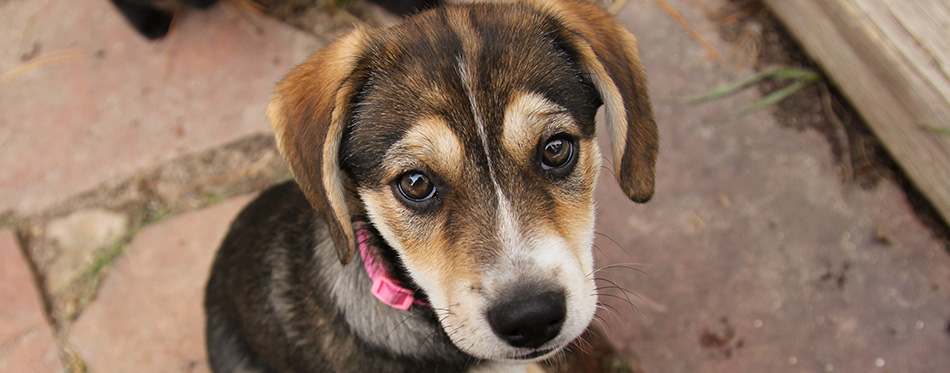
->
[{"left": 1, "top": 0, "right": 948, "bottom": 372}]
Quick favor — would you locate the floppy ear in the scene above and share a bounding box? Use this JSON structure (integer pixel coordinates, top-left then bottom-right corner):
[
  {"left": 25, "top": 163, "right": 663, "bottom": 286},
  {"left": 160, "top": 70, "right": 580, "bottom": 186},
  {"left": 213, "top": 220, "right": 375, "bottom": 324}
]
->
[
  {"left": 267, "top": 29, "right": 368, "bottom": 264},
  {"left": 534, "top": 0, "right": 659, "bottom": 202}
]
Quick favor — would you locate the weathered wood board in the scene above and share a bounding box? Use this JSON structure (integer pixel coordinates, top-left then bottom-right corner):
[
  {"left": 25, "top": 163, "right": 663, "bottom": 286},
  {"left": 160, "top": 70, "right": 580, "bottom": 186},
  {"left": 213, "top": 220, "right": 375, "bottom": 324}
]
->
[{"left": 763, "top": 0, "right": 950, "bottom": 225}]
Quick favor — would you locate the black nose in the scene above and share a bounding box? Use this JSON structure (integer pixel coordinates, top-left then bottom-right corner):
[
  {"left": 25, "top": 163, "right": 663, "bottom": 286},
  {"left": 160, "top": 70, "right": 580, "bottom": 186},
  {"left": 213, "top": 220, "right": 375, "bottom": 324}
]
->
[{"left": 487, "top": 289, "right": 566, "bottom": 349}]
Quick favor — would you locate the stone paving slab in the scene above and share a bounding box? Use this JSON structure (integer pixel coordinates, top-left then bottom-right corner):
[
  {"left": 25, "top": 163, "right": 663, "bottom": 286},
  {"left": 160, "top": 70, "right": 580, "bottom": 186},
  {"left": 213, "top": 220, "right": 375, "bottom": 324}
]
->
[
  {"left": 0, "top": 229, "right": 62, "bottom": 373},
  {"left": 68, "top": 194, "right": 253, "bottom": 372},
  {"left": 0, "top": 0, "right": 323, "bottom": 216},
  {"left": 593, "top": 1, "right": 950, "bottom": 372}
]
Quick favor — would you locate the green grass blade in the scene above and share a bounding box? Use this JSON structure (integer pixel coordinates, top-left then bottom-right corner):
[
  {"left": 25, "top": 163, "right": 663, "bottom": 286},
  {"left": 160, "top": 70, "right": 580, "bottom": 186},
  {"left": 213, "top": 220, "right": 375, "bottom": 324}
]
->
[
  {"left": 924, "top": 125, "right": 950, "bottom": 135},
  {"left": 768, "top": 67, "right": 821, "bottom": 81},
  {"left": 683, "top": 67, "right": 820, "bottom": 104},
  {"left": 682, "top": 69, "right": 776, "bottom": 104},
  {"left": 729, "top": 74, "right": 821, "bottom": 118}
]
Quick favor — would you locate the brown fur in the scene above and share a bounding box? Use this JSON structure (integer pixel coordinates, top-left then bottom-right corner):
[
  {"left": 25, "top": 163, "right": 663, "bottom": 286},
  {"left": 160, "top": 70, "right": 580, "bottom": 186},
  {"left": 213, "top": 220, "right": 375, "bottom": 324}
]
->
[{"left": 268, "top": 30, "right": 368, "bottom": 264}]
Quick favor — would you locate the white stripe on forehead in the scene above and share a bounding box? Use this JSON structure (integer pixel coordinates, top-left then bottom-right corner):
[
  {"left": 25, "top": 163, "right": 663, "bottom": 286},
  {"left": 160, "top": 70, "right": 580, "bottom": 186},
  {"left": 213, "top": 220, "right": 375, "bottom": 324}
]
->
[
  {"left": 457, "top": 59, "right": 498, "bottom": 186},
  {"left": 457, "top": 59, "right": 523, "bottom": 252}
]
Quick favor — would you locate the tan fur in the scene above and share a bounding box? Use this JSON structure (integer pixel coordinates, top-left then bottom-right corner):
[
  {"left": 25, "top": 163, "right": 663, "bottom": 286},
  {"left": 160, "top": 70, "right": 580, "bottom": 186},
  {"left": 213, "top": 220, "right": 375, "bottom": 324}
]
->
[
  {"left": 360, "top": 188, "right": 475, "bottom": 274},
  {"left": 367, "top": 117, "right": 478, "bottom": 292},
  {"left": 382, "top": 117, "right": 466, "bottom": 185},
  {"left": 267, "top": 29, "right": 368, "bottom": 263},
  {"left": 550, "top": 137, "right": 601, "bottom": 251},
  {"left": 501, "top": 91, "right": 602, "bottom": 260},
  {"left": 501, "top": 92, "right": 578, "bottom": 158}
]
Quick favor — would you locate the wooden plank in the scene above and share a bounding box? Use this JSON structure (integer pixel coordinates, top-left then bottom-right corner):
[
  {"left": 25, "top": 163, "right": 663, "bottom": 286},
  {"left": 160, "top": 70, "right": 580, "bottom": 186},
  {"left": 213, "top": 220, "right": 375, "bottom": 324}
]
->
[{"left": 763, "top": 0, "right": 950, "bottom": 225}]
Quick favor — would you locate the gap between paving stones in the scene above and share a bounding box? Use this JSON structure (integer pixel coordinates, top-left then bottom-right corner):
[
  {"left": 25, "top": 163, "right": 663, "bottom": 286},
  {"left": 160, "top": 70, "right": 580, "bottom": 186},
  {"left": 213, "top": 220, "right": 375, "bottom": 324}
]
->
[{"left": 8, "top": 134, "right": 290, "bottom": 371}]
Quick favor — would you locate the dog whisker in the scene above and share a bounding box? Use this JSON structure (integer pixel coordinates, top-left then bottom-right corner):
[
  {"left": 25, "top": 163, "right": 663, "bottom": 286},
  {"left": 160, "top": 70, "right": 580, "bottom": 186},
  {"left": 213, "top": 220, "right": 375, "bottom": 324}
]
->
[
  {"left": 543, "top": 346, "right": 568, "bottom": 370},
  {"left": 583, "top": 325, "right": 604, "bottom": 340},
  {"left": 568, "top": 330, "right": 592, "bottom": 353},
  {"left": 596, "top": 300, "right": 624, "bottom": 315},
  {"left": 595, "top": 302, "right": 625, "bottom": 323},
  {"left": 463, "top": 354, "right": 477, "bottom": 371},
  {"left": 599, "top": 156, "right": 616, "bottom": 175},
  {"left": 595, "top": 308, "right": 624, "bottom": 327},
  {"left": 593, "top": 276, "right": 636, "bottom": 294},
  {"left": 591, "top": 314, "right": 610, "bottom": 329},
  {"left": 595, "top": 281, "right": 643, "bottom": 317},
  {"left": 573, "top": 333, "right": 593, "bottom": 351},
  {"left": 591, "top": 262, "right": 648, "bottom": 274},
  {"left": 592, "top": 243, "right": 606, "bottom": 256},
  {"left": 593, "top": 231, "right": 633, "bottom": 257},
  {"left": 588, "top": 262, "right": 650, "bottom": 278},
  {"left": 593, "top": 284, "right": 630, "bottom": 293},
  {"left": 596, "top": 291, "right": 635, "bottom": 306},
  {"left": 385, "top": 310, "right": 422, "bottom": 338},
  {"left": 594, "top": 281, "right": 639, "bottom": 304},
  {"left": 417, "top": 327, "right": 443, "bottom": 355}
]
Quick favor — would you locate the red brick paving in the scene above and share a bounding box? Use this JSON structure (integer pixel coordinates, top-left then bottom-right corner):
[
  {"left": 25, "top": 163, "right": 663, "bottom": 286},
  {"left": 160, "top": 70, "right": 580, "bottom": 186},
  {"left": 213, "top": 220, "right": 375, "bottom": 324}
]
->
[
  {"left": 68, "top": 195, "right": 253, "bottom": 373},
  {"left": 0, "top": 0, "right": 319, "bottom": 216},
  {"left": 0, "top": 230, "right": 62, "bottom": 373}
]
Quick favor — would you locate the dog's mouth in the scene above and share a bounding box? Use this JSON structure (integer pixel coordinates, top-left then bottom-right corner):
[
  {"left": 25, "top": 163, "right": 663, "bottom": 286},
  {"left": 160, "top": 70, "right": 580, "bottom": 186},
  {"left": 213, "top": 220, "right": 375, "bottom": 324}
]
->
[{"left": 510, "top": 347, "right": 558, "bottom": 361}]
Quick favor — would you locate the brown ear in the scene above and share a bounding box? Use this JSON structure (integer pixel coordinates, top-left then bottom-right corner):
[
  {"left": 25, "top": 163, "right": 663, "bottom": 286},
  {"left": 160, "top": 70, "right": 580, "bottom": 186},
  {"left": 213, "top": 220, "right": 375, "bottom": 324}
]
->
[
  {"left": 533, "top": 0, "right": 659, "bottom": 202},
  {"left": 267, "top": 29, "right": 368, "bottom": 264}
]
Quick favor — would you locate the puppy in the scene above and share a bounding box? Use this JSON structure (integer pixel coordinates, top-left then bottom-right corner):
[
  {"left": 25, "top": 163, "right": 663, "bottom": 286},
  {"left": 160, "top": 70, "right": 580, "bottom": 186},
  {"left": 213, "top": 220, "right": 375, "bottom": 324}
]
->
[{"left": 204, "top": 0, "right": 658, "bottom": 371}]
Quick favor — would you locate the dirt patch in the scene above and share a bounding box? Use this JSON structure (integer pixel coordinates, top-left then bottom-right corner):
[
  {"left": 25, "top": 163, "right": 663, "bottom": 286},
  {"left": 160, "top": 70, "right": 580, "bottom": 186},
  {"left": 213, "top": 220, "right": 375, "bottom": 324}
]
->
[
  {"left": 716, "top": 0, "right": 950, "bottom": 248},
  {"left": 818, "top": 261, "right": 851, "bottom": 289},
  {"left": 699, "top": 317, "right": 744, "bottom": 359}
]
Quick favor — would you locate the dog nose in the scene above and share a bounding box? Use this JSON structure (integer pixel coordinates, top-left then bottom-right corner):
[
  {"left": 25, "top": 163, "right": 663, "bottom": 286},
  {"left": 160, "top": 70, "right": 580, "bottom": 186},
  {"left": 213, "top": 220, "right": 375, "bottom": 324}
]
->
[{"left": 487, "top": 289, "right": 566, "bottom": 349}]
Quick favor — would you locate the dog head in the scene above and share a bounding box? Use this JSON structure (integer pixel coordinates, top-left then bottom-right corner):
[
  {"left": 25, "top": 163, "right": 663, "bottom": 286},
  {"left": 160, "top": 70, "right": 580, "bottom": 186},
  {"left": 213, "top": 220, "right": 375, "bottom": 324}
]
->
[{"left": 267, "top": 0, "right": 657, "bottom": 363}]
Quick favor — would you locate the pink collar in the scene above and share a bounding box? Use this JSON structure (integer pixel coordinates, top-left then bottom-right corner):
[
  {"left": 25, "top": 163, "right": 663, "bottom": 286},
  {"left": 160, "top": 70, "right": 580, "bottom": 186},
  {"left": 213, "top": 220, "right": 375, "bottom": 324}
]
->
[{"left": 355, "top": 223, "right": 427, "bottom": 310}]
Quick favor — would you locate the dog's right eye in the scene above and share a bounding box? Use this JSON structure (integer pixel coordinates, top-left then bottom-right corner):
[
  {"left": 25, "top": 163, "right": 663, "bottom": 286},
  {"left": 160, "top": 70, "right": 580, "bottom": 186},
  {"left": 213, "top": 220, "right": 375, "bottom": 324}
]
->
[{"left": 396, "top": 171, "right": 436, "bottom": 202}]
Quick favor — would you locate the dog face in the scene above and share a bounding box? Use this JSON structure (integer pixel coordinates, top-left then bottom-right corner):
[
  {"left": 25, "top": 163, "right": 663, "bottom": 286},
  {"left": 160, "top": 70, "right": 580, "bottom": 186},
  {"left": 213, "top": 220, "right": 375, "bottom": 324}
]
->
[{"left": 267, "top": 0, "right": 657, "bottom": 363}]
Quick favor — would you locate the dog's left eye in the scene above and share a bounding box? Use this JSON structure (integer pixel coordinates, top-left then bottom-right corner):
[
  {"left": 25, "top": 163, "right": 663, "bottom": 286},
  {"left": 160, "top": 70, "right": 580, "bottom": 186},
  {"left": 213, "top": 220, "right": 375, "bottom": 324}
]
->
[
  {"left": 539, "top": 134, "right": 577, "bottom": 177},
  {"left": 397, "top": 171, "right": 436, "bottom": 202}
]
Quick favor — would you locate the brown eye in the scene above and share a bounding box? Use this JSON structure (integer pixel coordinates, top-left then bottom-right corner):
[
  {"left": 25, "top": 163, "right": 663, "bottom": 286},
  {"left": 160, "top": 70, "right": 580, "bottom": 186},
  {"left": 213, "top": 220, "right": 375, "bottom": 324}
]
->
[
  {"left": 540, "top": 134, "right": 576, "bottom": 171},
  {"left": 397, "top": 171, "right": 436, "bottom": 202}
]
